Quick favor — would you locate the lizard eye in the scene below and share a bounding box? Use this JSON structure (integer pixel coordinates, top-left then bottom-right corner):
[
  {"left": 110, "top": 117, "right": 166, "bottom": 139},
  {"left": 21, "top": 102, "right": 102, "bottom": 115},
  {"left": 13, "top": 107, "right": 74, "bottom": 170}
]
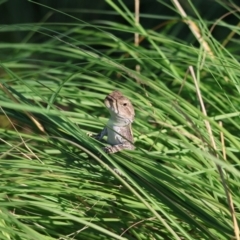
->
[{"left": 123, "top": 103, "right": 127, "bottom": 106}]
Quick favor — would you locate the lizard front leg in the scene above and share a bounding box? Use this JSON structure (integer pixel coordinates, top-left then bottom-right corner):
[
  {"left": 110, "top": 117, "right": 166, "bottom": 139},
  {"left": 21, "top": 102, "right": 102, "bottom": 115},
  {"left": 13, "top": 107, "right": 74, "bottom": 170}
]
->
[{"left": 95, "top": 127, "right": 107, "bottom": 140}]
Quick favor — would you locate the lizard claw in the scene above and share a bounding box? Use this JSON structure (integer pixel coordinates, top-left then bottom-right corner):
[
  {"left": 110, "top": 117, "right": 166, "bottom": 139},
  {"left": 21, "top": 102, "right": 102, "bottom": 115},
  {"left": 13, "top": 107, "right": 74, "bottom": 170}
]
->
[{"left": 103, "top": 146, "right": 114, "bottom": 154}]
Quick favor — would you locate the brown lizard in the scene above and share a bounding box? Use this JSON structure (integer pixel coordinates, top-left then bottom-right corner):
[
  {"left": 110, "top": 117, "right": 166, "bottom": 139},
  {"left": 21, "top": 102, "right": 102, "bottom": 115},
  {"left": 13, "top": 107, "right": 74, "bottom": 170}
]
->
[{"left": 96, "top": 90, "right": 135, "bottom": 154}]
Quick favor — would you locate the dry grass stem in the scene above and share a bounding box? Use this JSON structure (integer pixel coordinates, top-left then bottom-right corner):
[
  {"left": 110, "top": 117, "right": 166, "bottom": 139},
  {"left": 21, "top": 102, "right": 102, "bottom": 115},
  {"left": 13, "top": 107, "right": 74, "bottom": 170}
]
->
[
  {"left": 189, "top": 66, "right": 216, "bottom": 149},
  {"left": 171, "top": 0, "right": 214, "bottom": 58},
  {"left": 134, "top": 0, "right": 141, "bottom": 78},
  {"left": 219, "top": 121, "right": 239, "bottom": 240},
  {"left": 0, "top": 83, "right": 45, "bottom": 133},
  {"left": 191, "top": 66, "right": 239, "bottom": 239}
]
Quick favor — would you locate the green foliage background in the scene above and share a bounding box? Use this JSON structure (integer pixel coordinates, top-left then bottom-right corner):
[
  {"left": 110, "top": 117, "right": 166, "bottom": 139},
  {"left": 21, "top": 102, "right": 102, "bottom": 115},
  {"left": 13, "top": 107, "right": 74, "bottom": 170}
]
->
[{"left": 0, "top": 0, "right": 240, "bottom": 239}]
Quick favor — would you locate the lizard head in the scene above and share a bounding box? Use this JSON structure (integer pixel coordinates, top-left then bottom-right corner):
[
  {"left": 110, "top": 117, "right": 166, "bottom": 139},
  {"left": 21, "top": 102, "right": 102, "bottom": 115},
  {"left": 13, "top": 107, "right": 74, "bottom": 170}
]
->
[{"left": 104, "top": 90, "right": 135, "bottom": 124}]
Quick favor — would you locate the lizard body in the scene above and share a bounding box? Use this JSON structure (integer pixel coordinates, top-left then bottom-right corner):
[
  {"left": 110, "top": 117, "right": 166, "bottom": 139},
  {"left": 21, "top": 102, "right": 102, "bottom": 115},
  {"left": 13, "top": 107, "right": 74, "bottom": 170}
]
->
[{"left": 96, "top": 90, "right": 135, "bottom": 153}]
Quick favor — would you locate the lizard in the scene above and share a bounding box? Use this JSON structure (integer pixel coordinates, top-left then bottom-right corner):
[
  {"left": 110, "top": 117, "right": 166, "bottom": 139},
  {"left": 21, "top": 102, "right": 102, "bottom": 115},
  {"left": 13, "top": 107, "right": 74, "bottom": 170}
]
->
[{"left": 96, "top": 90, "right": 135, "bottom": 154}]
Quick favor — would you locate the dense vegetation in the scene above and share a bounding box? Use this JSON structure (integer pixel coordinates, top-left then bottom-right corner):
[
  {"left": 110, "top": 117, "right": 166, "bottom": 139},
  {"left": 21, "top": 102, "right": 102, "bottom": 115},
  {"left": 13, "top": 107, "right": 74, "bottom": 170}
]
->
[{"left": 0, "top": 0, "right": 240, "bottom": 239}]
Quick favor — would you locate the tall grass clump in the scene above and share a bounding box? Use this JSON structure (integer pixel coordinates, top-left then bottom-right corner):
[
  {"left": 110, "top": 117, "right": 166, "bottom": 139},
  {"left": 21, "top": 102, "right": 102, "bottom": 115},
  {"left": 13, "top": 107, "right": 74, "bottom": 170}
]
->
[{"left": 0, "top": 0, "right": 240, "bottom": 239}]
